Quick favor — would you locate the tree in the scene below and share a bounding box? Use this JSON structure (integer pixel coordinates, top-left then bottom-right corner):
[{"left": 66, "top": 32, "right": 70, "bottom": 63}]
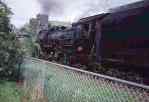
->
[
  {"left": 19, "top": 22, "right": 41, "bottom": 58},
  {"left": 0, "top": 1, "right": 23, "bottom": 80}
]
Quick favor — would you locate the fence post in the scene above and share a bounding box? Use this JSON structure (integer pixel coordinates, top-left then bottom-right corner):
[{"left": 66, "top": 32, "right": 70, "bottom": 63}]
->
[{"left": 95, "top": 20, "right": 102, "bottom": 63}]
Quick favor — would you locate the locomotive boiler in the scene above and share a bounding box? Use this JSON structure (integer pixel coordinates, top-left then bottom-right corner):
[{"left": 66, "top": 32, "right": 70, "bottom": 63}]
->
[{"left": 37, "top": 26, "right": 91, "bottom": 66}]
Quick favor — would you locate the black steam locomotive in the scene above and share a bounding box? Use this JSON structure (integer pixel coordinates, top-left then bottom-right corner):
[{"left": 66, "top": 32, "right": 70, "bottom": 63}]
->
[
  {"left": 38, "top": 0, "right": 149, "bottom": 68},
  {"left": 37, "top": 26, "right": 91, "bottom": 66},
  {"left": 37, "top": 0, "right": 149, "bottom": 85}
]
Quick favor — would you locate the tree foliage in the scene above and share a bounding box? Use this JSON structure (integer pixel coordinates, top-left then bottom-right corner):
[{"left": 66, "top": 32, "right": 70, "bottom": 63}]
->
[
  {"left": 20, "top": 23, "right": 41, "bottom": 58},
  {"left": 0, "top": 1, "right": 23, "bottom": 80}
]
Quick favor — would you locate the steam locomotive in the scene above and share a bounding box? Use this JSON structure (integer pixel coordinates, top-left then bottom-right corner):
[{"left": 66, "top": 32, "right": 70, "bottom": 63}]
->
[
  {"left": 38, "top": 0, "right": 149, "bottom": 69},
  {"left": 37, "top": 26, "right": 92, "bottom": 66},
  {"left": 36, "top": 1, "right": 149, "bottom": 85}
]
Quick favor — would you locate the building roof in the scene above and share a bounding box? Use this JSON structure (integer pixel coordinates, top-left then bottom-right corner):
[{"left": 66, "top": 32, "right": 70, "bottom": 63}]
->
[
  {"left": 109, "top": 0, "right": 148, "bottom": 13},
  {"left": 75, "top": 13, "right": 109, "bottom": 25},
  {"left": 73, "top": 0, "right": 148, "bottom": 26},
  {"left": 102, "top": 0, "right": 149, "bottom": 25}
]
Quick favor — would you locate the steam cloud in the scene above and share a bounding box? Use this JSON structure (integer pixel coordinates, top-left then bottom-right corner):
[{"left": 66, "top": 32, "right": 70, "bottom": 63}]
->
[
  {"left": 37, "top": 0, "right": 109, "bottom": 22},
  {"left": 37, "top": 0, "right": 62, "bottom": 15},
  {"left": 37, "top": 0, "right": 141, "bottom": 22}
]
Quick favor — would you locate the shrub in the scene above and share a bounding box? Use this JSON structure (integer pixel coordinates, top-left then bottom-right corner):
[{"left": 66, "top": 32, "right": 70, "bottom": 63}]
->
[{"left": 0, "top": 1, "right": 23, "bottom": 80}]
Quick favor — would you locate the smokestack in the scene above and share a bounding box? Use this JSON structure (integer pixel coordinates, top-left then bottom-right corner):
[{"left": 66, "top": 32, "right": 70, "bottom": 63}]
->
[{"left": 37, "top": 14, "right": 49, "bottom": 32}]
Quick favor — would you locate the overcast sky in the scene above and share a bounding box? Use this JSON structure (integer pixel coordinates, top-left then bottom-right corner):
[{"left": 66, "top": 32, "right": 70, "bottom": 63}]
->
[{"left": 4, "top": 0, "right": 141, "bottom": 28}]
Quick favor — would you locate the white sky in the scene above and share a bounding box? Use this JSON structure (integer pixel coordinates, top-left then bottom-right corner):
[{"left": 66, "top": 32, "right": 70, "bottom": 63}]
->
[{"left": 4, "top": 0, "right": 141, "bottom": 28}]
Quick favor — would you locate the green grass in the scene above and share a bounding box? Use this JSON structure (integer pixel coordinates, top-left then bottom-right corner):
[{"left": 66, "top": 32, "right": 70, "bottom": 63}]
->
[{"left": 0, "top": 81, "right": 23, "bottom": 102}]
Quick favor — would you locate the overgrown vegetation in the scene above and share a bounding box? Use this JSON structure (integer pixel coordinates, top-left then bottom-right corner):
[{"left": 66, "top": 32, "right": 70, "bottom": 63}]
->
[
  {"left": 0, "top": 1, "right": 23, "bottom": 80},
  {"left": 87, "top": 63, "right": 144, "bottom": 84},
  {"left": 19, "top": 22, "right": 41, "bottom": 58},
  {"left": 19, "top": 35, "right": 40, "bottom": 58}
]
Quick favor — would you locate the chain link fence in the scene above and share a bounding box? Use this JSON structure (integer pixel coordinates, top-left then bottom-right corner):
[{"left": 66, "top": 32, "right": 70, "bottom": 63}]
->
[{"left": 21, "top": 57, "right": 149, "bottom": 102}]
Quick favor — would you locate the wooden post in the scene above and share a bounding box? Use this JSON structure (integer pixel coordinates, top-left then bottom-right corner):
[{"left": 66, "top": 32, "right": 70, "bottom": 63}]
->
[{"left": 95, "top": 20, "right": 102, "bottom": 63}]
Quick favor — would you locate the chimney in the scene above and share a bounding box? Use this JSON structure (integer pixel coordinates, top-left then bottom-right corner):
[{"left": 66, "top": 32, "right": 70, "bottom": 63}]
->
[{"left": 37, "top": 14, "right": 49, "bottom": 32}]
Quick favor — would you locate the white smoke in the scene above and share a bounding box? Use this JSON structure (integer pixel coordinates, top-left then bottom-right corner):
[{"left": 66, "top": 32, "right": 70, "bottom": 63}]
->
[
  {"left": 37, "top": 0, "right": 142, "bottom": 22},
  {"left": 37, "top": 0, "right": 62, "bottom": 15},
  {"left": 37, "top": 0, "right": 109, "bottom": 22}
]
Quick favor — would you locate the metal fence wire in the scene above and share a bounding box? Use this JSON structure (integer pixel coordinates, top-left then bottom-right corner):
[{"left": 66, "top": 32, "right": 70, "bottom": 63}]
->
[{"left": 21, "top": 57, "right": 149, "bottom": 102}]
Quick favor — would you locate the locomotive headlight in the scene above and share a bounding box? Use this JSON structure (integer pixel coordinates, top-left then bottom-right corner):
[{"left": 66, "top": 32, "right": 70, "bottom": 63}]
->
[{"left": 77, "top": 46, "right": 83, "bottom": 52}]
